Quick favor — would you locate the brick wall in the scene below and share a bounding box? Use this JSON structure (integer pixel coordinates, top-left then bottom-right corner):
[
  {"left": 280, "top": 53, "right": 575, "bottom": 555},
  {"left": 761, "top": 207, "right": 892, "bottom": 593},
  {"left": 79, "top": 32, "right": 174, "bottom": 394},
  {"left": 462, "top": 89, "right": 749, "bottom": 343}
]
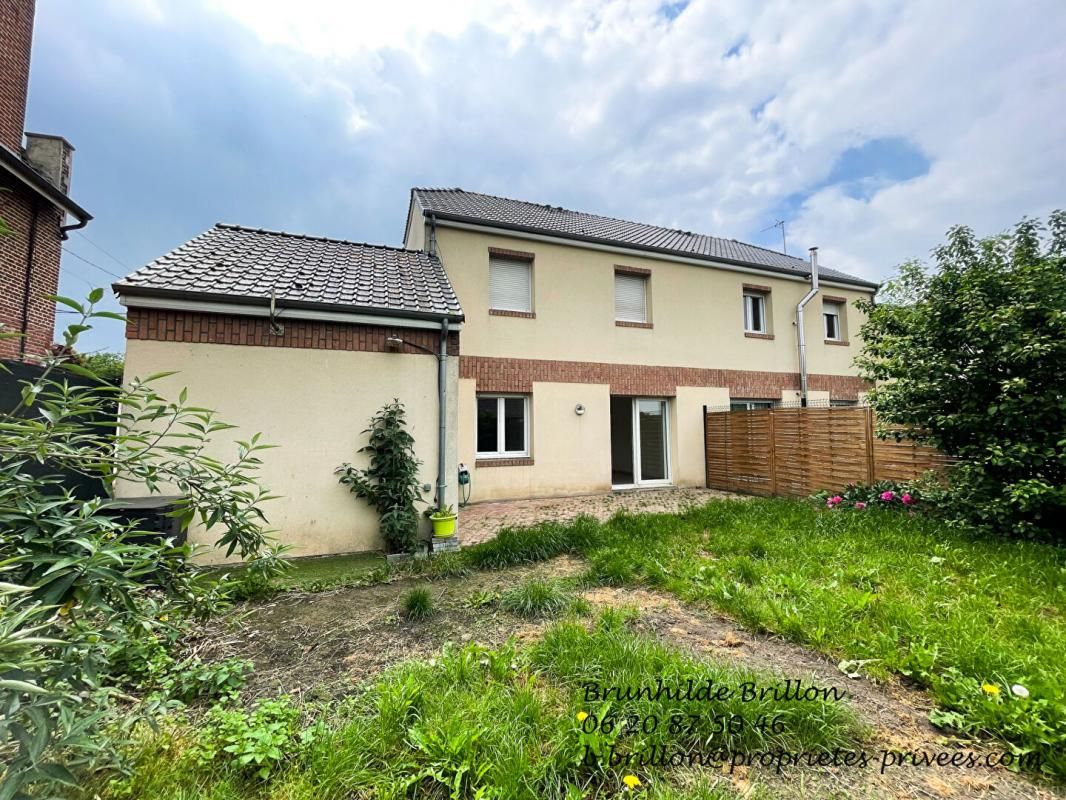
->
[
  {"left": 459, "top": 354, "right": 869, "bottom": 401},
  {"left": 0, "top": 190, "right": 63, "bottom": 361},
  {"left": 0, "top": 0, "right": 34, "bottom": 152},
  {"left": 125, "top": 308, "right": 460, "bottom": 356}
]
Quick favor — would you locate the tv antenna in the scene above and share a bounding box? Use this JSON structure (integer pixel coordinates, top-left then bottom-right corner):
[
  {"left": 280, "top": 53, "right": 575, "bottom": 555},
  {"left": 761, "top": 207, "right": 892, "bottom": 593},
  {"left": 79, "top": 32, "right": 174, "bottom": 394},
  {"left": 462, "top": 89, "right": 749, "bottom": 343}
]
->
[{"left": 760, "top": 219, "right": 787, "bottom": 254}]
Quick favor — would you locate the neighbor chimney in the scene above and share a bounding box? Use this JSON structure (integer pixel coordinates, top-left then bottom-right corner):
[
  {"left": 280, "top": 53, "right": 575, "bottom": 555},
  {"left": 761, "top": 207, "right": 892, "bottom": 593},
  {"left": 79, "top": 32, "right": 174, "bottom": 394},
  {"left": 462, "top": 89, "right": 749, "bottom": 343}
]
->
[
  {"left": 24, "top": 132, "right": 74, "bottom": 194},
  {"left": 0, "top": 0, "right": 36, "bottom": 152}
]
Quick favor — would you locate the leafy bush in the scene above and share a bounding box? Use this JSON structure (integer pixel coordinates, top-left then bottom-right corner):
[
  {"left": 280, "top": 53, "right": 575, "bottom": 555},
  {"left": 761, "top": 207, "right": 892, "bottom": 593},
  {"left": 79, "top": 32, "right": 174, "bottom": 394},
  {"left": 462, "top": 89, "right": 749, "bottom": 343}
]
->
[
  {"left": 0, "top": 293, "right": 283, "bottom": 797},
  {"left": 191, "top": 696, "right": 302, "bottom": 779},
  {"left": 106, "top": 635, "right": 251, "bottom": 704},
  {"left": 400, "top": 586, "right": 434, "bottom": 620},
  {"left": 336, "top": 400, "right": 424, "bottom": 554},
  {"left": 856, "top": 212, "right": 1066, "bottom": 539},
  {"left": 499, "top": 579, "right": 574, "bottom": 618}
]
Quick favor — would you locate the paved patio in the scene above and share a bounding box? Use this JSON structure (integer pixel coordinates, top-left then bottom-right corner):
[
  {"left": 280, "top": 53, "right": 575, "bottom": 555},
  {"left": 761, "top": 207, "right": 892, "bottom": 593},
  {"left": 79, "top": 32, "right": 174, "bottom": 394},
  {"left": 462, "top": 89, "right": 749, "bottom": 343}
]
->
[{"left": 457, "top": 487, "right": 736, "bottom": 546}]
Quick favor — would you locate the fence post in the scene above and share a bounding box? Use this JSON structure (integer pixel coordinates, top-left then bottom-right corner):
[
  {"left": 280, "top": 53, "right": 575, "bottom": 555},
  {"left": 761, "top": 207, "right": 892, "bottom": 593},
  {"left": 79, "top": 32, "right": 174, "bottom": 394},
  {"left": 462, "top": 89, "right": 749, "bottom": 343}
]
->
[
  {"left": 703, "top": 405, "right": 709, "bottom": 489},
  {"left": 865, "top": 407, "right": 875, "bottom": 483},
  {"left": 768, "top": 407, "right": 777, "bottom": 496}
]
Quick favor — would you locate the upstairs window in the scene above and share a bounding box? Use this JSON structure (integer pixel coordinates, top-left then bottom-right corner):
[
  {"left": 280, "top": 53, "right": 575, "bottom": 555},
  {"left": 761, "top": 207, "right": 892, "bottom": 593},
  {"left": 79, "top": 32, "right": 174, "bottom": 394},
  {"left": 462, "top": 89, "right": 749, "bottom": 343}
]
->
[
  {"left": 731, "top": 400, "right": 774, "bottom": 411},
  {"left": 489, "top": 255, "right": 532, "bottom": 313},
  {"left": 823, "top": 299, "right": 844, "bottom": 341},
  {"left": 743, "top": 291, "right": 767, "bottom": 333},
  {"left": 614, "top": 271, "right": 649, "bottom": 323},
  {"left": 476, "top": 395, "right": 529, "bottom": 457}
]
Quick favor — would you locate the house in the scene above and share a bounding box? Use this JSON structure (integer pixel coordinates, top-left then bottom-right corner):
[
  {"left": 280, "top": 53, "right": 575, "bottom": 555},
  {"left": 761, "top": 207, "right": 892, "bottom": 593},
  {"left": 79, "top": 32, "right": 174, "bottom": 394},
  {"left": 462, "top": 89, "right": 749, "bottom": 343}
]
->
[
  {"left": 0, "top": 0, "right": 92, "bottom": 362},
  {"left": 115, "top": 189, "right": 876, "bottom": 559},
  {"left": 402, "top": 189, "right": 877, "bottom": 502}
]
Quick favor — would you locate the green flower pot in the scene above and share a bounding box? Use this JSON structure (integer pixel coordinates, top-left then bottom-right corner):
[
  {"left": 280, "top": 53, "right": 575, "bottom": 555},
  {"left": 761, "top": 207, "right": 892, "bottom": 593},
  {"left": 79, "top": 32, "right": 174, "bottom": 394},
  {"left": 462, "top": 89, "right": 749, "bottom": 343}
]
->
[{"left": 431, "top": 513, "right": 458, "bottom": 538}]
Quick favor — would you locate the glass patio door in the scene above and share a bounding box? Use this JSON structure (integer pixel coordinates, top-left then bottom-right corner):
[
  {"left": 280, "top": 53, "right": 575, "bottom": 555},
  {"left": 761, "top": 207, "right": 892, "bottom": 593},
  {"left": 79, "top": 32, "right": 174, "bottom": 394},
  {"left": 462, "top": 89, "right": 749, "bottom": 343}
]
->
[{"left": 610, "top": 397, "right": 670, "bottom": 487}]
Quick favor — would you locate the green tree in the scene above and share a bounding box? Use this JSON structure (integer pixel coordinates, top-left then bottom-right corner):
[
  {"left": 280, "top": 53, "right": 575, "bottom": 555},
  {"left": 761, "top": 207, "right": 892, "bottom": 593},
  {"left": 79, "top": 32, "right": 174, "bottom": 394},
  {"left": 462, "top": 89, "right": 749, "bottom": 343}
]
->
[{"left": 856, "top": 212, "right": 1066, "bottom": 539}]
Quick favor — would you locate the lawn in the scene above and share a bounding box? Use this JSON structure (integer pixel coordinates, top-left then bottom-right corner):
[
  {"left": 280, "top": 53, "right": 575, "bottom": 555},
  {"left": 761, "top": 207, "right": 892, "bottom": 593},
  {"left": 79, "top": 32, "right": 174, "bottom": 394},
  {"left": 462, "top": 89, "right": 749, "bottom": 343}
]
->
[{"left": 92, "top": 498, "right": 1066, "bottom": 798}]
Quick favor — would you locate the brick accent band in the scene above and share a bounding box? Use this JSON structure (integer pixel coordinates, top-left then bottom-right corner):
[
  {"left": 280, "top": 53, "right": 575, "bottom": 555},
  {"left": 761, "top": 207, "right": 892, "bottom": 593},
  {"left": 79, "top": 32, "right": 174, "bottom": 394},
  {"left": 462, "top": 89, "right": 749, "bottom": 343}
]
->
[
  {"left": 615, "top": 264, "right": 652, "bottom": 276},
  {"left": 822, "top": 295, "right": 848, "bottom": 304},
  {"left": 488, "top": 246, "right": 535, "bottom": 261},
  {"left": 475, "top": 457, "right": 534, "bottom": 468},
  {"left": 125, "top": 308, "right": 460, "bottom": 356},
  {"left": 459, "top": 355, "right": 869, "bottom": 400},
  {"left": 825, "top": 339, "right": 850, "bottom": 347},
  {"left": 744, "top": 332, "right": 775, "bottom": 340},
  {"left": 743, "top": 283, "right": 772, "bottom": 294},
  {"left": 616, "top": 320, "right": 653, "bottom": 329},
  {"left": 489, "top": 309, "right": 536, "bottom": 319}
]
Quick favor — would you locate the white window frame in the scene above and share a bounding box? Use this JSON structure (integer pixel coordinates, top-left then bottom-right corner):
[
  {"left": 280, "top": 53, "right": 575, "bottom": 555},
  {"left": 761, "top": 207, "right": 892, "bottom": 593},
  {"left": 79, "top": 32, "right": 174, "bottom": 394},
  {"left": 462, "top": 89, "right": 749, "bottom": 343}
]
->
[
  {"left": 488, "top": 256, "right": 533, "bottom": 313},
  {"left": 823, "top": 301, "right": 843, "bottom": 340},
  {"left": 614, "top": 272, "right": 649, "bottom": 323},
  {"left": 730, "top": 400, "right": 774, "bottom": 411},
  {"left": 743, "top": 292, "right": 767, "bottom": 333},
  {"left": 475, "top": 394, "right": 530, "bottom": 458}
]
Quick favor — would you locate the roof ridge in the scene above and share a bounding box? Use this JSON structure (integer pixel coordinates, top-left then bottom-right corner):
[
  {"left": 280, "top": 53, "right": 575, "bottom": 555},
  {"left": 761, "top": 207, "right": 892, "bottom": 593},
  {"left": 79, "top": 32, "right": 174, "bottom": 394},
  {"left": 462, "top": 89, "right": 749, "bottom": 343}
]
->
[
  {"left": 414, "top": 187, "right": 724, "bottom": 243},
  {"left": 214, "top": 222, "right": 435, "bottom": 256}
]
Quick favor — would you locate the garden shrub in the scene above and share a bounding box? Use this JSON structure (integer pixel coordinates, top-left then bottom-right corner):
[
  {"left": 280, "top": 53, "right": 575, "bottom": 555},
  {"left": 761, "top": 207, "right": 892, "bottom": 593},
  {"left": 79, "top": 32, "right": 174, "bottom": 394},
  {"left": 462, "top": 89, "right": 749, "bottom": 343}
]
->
[
  {"left": 336, "top": 400, "right": 424, "bottom": 554},
  {"left": 856, "top": 212, "right": 1066, "bottom": 539},
  {"left": 0, "top": 294, "right": 284, "bottom": 798}
]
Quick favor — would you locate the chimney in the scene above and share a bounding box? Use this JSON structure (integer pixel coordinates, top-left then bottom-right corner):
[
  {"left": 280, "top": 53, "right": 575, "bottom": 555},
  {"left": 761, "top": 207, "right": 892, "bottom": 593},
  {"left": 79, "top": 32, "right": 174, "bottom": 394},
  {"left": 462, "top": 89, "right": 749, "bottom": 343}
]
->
[
  {"left": 0, "top": 0, "right": 36, "bottom": 152},
  {"left": 24, "top": 132, "right": 74, "bottom": 194}
]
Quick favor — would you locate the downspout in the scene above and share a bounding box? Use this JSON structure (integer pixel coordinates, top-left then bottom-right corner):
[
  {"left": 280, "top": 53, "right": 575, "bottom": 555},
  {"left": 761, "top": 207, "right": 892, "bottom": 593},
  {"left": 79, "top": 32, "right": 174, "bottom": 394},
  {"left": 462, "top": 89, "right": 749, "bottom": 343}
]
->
[
  {"left": 59, "top": 214, "right": 89, "bottom": 240},
  {"left": 436, "top": 317, "right": 449, "bottom": 511},
  {"left": 19, "top": 204, "right": 40, "bottom": 359},
  {"left": 796, "top": 246, "right": 820, "bottom": 407}
]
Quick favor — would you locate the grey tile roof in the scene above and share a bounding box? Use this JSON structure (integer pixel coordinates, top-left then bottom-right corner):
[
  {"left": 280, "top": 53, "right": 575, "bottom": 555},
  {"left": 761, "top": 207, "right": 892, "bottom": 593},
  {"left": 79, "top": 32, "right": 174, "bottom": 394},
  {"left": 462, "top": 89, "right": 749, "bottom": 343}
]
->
[
  {"left": 114, "top": 223, "right": 463, "bottom": 320},
  {"left": 413, "top": 188, "right": 877, "bottom": 288}
]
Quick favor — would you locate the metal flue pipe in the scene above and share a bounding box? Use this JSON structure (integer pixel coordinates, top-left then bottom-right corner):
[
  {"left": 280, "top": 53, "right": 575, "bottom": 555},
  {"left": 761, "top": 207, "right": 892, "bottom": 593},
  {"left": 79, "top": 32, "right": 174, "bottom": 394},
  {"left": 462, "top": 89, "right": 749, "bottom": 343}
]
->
[{"left": 796, "top": 247, "right": 820, "bottom": 407}]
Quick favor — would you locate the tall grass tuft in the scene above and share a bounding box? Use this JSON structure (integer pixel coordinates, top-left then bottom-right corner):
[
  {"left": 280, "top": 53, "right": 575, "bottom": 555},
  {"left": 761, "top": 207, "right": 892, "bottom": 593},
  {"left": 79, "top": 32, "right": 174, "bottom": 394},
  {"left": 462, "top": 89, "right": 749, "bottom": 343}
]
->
[{"left": 400, "top": 585, "right": 434, "bottom": 621}]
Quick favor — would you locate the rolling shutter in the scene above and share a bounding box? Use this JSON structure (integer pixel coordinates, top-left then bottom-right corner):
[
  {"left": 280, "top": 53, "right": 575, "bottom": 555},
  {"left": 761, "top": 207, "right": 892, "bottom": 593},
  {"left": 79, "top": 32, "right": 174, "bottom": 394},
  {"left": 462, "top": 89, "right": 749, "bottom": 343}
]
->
[
  {"left": 489, "top": 257, "right": 532, "bottom": 312},
  {"left": 615, "top": 273, "right": 647, "bottom": 322}
]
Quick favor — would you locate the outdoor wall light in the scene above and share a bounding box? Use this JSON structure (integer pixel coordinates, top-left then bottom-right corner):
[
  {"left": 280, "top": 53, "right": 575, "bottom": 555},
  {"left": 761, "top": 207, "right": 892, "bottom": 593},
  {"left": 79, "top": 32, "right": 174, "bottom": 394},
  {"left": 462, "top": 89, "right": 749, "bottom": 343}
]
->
[{"left": 575, "top": 403, "right": 586, "bottom": 416}]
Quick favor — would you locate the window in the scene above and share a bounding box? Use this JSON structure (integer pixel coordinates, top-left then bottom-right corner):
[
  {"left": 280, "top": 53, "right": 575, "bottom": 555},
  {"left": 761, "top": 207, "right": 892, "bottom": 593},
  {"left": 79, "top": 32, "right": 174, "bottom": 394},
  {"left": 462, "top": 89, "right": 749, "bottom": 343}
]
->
[
  {"left": 830, "top": 399, "right": 857, "bottom": 407},
  {"left": 823, "top": 299, "right": 845, "bottom": 341},
  {"left": 489, "top": 255, "right": 532, "bottom": 313},
  {"left": 476, "top": 395, "right": 529, "bottom": 456},
  {"left": 743, "top": 292, "right": 767, "bottom": 333},
  {"left": 730, "top": 400, "right": 774, "bottom": 411},
  {"left": 615, "top": 272, "right": 648, "bottom": 323}
]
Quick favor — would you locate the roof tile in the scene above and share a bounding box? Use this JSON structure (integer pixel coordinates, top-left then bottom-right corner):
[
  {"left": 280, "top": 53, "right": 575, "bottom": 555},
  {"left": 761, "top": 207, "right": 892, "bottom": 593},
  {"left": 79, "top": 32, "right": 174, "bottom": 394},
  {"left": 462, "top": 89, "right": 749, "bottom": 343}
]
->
[
  {"left": 413, "top": 188, "right": 876, "bottom": 288},
  {"left": 114, "top": 223, "right": 463, "bottom": 319}
]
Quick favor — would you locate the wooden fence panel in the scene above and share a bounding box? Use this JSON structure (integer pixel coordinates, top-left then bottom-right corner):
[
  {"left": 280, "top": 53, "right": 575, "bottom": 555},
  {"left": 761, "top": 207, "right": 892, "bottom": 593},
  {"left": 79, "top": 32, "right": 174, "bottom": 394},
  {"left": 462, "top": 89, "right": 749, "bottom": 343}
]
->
[{"left": 704, "top": 406, "right": 952, "bottom": 498}]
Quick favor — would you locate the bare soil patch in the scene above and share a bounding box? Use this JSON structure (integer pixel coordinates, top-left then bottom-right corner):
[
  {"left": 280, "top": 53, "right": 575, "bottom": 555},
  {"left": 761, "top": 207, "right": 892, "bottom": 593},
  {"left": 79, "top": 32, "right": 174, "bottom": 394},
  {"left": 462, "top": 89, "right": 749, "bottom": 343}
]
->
[{"left": 189, "top": 556, "right": 1061, "bottom": 800}]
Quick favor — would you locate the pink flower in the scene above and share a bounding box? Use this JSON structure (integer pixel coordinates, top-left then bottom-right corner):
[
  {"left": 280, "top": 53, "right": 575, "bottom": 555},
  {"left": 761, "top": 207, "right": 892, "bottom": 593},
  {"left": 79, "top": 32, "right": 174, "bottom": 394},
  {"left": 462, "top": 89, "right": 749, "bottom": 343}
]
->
[
  {"left": 901, "top": 493, "right": 915, "bottom": 506},
  {"left": 880, "top": 491, "right": 896, "bottom": 502},
  {"left": 854, "top": 502, "right": 867, "bottom": 509},
  {"left": 826, "top": 495, "right": 843, "bottom": 508}
]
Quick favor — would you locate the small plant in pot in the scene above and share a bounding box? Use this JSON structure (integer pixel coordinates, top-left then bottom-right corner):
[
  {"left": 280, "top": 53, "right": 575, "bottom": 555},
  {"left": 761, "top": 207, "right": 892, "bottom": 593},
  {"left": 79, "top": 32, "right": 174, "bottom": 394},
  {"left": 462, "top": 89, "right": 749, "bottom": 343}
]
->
[{"left": 429, "top": 503, "right": 458, "bottom": 538}]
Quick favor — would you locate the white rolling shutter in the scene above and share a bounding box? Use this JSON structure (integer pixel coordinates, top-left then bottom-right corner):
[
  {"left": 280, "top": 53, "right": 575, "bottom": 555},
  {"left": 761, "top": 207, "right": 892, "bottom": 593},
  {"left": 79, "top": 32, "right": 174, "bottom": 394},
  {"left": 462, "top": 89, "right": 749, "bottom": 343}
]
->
[
  {"left": 615, "top": 272, "right": 647, "bottom": 322},
  {"left": 489, "top": 257, "right": 532, "bottom": 312}
]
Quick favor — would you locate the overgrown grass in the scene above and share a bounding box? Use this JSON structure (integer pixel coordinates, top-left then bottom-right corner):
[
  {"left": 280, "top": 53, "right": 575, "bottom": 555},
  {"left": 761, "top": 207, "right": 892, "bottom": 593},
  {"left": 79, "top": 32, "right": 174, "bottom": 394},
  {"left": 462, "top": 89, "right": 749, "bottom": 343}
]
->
[
  {"left": 98, "top": 614, "right": 859, "bottom": 799},
  {"left": 572, "top": 499, "right": 1066, "bottom": 780},
  {"left": 500, "top": 578, "right": 575, "bottom": 618},
  {"left": 400, "top": 585, "right": 435, "bottom": 620}
]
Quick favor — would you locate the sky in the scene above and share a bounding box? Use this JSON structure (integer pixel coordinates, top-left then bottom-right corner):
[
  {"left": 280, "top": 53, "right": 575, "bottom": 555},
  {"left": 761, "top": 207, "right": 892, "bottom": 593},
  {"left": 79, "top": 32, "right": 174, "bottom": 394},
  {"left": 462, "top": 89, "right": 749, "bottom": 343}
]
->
[{"left": 26, "top": 0, "right": 1066, "bottom": 354}]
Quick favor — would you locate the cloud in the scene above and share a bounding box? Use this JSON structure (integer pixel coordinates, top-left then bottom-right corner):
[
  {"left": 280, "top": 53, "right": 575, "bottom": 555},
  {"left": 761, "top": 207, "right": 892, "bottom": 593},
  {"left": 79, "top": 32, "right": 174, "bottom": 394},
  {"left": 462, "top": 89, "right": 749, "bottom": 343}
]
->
[{"left": 24, "top": 0, "right": 1066, "bottom": 353}]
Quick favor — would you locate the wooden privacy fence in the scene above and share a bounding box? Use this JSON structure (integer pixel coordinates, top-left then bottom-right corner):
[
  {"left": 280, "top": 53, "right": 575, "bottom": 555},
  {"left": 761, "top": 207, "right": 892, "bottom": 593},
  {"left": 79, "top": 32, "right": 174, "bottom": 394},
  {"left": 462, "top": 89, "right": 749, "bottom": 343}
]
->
[{"left": 704, "top": 406, "right": 955, "bottom": 498}]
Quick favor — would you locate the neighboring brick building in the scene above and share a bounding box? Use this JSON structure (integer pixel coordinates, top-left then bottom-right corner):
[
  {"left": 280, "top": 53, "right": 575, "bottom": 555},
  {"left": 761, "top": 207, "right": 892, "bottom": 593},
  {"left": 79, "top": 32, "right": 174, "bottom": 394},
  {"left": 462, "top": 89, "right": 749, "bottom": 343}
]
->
[{"left": 0, "top": 0, "right": 91, "bottom": 361}]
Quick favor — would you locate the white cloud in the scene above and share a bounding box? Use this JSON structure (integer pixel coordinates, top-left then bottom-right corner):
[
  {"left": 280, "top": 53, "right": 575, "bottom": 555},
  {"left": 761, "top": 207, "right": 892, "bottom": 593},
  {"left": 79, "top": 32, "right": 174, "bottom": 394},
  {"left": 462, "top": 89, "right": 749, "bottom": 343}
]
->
[{"left": 81, "top": 0, "right": 1066, "bottom": 288}]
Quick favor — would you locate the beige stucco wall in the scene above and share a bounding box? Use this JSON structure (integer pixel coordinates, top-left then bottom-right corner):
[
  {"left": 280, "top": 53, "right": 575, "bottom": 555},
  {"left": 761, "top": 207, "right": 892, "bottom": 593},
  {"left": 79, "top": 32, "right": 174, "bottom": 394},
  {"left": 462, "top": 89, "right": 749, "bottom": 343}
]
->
[
  {"left": 458, "top": 380, "right": 735, "bottom": 502},
  {"left": 433, "top": 225, "right": 872, "bottom": 376},
  {"left": 119, "top": 339, "right": 459, "bottom": 562}
]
